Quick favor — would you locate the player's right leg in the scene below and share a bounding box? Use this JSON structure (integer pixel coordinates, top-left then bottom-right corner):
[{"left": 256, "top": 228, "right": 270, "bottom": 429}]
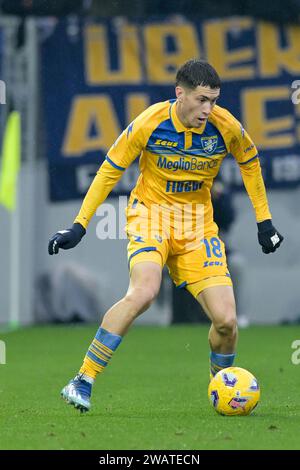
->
[
  {"left": 61, "top": 260, "right": 162, "bottom": 412},
  {"left": 100, "top": 260, "right": 162, "bottom": 335}
]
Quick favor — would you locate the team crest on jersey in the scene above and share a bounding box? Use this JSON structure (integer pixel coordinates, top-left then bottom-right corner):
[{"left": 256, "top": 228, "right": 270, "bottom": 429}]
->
[{"left": 201, "top": 136, "right": 218, "bottom": 155}]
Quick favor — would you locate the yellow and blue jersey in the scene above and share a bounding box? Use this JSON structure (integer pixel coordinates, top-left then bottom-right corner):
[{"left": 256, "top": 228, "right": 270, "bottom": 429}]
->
[{"left": 75, "top": 99, "right": 271, "bottom": 231}]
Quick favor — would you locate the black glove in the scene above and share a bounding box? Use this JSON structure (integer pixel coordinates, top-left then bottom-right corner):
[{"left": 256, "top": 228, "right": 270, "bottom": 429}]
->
[
  {"left": 257, "top": 219, "right": 283, "bottom": 254},
  {"left": 48, "top": 223, "right": 86, "bottom": 255}
]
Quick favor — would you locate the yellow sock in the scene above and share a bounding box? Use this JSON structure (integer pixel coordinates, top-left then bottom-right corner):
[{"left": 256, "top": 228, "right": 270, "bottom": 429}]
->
[{"left": 79, "top": 327, "right": 122, "bottom": 380}]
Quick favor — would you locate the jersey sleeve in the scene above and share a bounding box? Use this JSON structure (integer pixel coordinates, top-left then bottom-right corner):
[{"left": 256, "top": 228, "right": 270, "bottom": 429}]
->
[
  {"left": 229, "top": 118, "right": 272, "bottom": 222},
  {"left": 74, "top": 159, "right": 125, "bottom": 228},
  {"left": 106, "top": 118, "right": 146, "bottom": 170},
  {"left": 74, "top": 115, "right": 149, "bottom": 228},
  {"left": 229, "top": 120, "right": 258, "bottom": 165}
]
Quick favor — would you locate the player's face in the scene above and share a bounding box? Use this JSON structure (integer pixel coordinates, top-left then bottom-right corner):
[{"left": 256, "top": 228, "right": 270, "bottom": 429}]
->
[{"left": 175, "top": 85, "right": 220, "bottom": 128}]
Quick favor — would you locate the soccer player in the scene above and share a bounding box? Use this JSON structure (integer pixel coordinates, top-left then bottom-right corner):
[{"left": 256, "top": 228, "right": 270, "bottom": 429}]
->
[{"left": 48, "top": 59, "right": 283, "bottom": 412}]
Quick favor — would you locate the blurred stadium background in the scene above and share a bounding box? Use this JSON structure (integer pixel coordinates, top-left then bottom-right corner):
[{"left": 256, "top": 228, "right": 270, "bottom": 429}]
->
[{"left": 0, "top": 0, "right": 300, "bottom": 329}]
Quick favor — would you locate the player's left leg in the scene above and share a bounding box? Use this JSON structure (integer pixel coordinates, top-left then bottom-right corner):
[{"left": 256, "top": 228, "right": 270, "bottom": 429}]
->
[
  {"left": 168, "top": 232, "right": 237, "bottom": 378},
  {"left": 197, "top": 285, "right": 238, "bottom": 377}
]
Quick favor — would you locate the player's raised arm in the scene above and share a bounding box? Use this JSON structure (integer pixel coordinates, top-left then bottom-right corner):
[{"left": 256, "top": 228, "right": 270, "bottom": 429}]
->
[
  {"left": 48, "top": 118, "right": 146, "bottom": 255},
  {"left": 229, "top": 118, "right": 284, "bottom": 254}
]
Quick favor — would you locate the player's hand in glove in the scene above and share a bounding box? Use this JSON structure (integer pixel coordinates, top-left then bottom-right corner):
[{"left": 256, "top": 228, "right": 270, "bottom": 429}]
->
[
  {"left": 257, "top": 219, "right": 283, "bottom": 254},
  {"left": 48, "top": 223, "right": 86, "bottom": 255}
]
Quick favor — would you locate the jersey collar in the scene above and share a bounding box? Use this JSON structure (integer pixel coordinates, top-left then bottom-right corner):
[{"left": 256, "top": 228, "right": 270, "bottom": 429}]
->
[{"left": 170, "top": 100, "right": 206, "bottom": 134}]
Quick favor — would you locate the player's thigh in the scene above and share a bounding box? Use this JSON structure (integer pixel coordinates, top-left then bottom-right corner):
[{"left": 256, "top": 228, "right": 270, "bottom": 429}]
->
[
  {"left": 123, "top": 259, "right": 164, "bottom": 317},
  {"left": 127, "top": 261, "right": 163, "bottom": 302},
  {"left": 197, "top": 285, "right": 237, "bottom": 327}
]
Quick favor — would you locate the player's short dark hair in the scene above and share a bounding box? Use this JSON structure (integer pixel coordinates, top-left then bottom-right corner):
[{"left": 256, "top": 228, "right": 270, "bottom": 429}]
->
[{"left": 176, "top": 59, "right": 221, "bottom": 89}]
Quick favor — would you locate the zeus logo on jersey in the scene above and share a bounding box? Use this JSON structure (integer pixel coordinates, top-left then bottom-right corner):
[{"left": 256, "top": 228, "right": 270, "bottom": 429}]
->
[
  {"left": 244, "top": 143, "right": 254, "bottom": 153},
  {"left": 154, "top": 139, "right": 178, "bottom": 147},
  {"left": 157, "top": 156, "right": 218, "bottom": 172},
  {"left": 203, "top": 261, "right": 224, "bottom": 267},
  {"left": 166, "top": 180, "right": 203, "bottom": 193}
]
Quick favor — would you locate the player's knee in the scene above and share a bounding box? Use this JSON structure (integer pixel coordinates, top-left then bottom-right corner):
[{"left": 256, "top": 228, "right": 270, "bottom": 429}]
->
[
  {"left": 124, "top": 285, "right": 159, "bottom": 315},
  {"left": 214, "top": 307, "right": 237, "bottom": 337}
]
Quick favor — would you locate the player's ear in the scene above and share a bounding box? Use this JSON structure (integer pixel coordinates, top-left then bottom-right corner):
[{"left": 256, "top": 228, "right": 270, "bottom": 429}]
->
[{"left": 175, "top": 86, "right": 185, "bottom": 102}]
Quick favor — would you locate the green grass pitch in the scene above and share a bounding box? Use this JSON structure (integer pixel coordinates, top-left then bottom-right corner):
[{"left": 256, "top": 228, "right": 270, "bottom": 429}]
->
[{"left": 0, "top": 324, "right": 299, "bottom": 450}]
